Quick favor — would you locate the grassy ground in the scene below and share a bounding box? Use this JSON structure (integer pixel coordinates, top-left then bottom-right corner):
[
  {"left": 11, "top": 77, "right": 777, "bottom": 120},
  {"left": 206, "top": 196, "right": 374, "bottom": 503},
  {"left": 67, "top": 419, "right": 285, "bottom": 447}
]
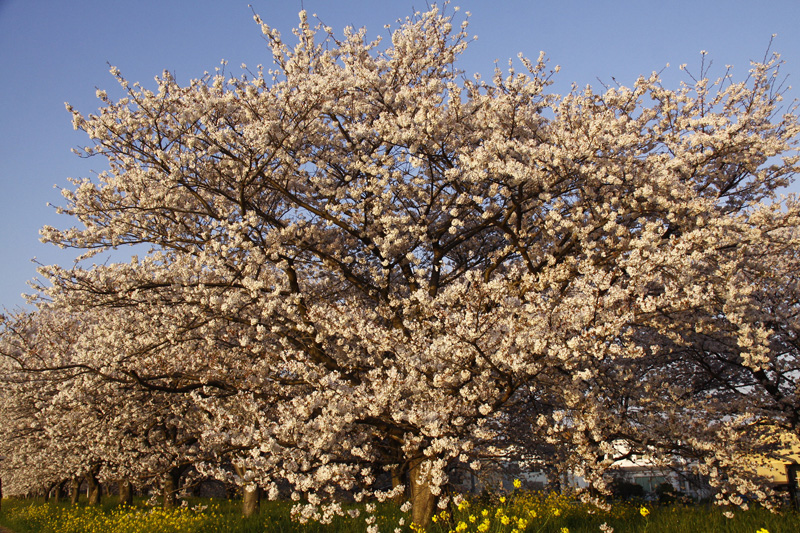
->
[{"left": 0, "top": 492, "right": 798, "bottom": 533}]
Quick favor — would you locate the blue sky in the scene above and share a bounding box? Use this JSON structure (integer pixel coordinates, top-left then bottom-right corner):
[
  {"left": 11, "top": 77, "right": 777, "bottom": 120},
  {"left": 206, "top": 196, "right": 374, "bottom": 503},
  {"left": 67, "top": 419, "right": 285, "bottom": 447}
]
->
[{"left": 1, "top": 0, "right": 799, "bottom": 310}]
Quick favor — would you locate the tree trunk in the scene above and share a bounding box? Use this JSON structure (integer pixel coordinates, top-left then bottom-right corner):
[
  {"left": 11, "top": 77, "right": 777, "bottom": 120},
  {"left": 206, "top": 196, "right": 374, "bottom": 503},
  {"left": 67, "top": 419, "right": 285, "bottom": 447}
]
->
[
  {"left": 55, "top": 479, "right": 69, "bottom": 502},
  {"left": 787, "top": 463, "right": 799, "bottom": 509},
  {"left": 44, "top": 480, "right": 64, "bottom": 502},
  {"left": 162, "top": 468, "right": 181, "bottom": 509},
  {"left": 70, "top": 477, "right": 81, "bottom": 505},
  {"left": 408, "top": 456, "right": 437, "bottom": 528},
  {"left": 86, "top": 471, "right": 101, "bottom": 506},
  {"left": 233, "top": 464, "right": 261, "bottom": 517},
  {"left": 118, "top": 480, "right": 133, "bottom": 506},
  {"left": 242, "top": 483, "right": 261, "bottom": 517},
  {"left": 391, "top": 465, "right": 407, "bottom": 504}
]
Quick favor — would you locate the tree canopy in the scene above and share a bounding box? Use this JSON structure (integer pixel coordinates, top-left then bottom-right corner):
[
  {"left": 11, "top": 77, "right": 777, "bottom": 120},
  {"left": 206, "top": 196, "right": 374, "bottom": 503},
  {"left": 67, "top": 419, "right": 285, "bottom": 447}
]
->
[{"left": 2, "top": 5, "right": 800, "bottom": 527}]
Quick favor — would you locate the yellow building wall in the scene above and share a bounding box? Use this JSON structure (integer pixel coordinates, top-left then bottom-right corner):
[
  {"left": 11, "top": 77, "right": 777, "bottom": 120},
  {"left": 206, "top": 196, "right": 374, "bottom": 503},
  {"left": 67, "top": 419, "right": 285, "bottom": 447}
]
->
[{"left": 755, "top": 432, "right": 800, "bottom": 484}]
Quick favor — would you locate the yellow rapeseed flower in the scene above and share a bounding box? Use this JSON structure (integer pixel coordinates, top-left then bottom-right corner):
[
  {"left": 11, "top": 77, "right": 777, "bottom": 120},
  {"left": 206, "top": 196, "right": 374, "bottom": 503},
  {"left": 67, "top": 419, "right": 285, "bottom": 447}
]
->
[
  {"left": 513, "top": 478, "right": 522, "bottom": 489},
  {"left": 640, "top": 506, "right": 650, "bottom": 518}
]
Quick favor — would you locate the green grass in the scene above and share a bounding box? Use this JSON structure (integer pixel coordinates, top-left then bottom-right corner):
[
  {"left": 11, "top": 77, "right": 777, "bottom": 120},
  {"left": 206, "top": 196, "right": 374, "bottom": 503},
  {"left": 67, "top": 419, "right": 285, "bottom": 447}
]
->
[
  {"left": 0, "top": 497, "right": 405, "bottom": 533},
  {"left": 1, "top": 494, "right": 798, "bottom": 533}
]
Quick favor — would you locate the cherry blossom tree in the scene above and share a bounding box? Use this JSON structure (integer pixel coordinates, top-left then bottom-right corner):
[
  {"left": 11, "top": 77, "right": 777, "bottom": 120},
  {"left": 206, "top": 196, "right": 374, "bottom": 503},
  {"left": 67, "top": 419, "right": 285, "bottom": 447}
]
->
[
  {"left": 537, "top": 198, "right": 800, "bottom": 506},
  {"left": 0, "top": 309, "right": 96, "bottom": 501},
  {"left": 0, "top": 308, "right": 218, "bottom": 508},
  {"left": 646, "top": 206, "right": 800, "bottom": 505},
  {"left": 10, "top": 4, "right": 798, "bottom": 526}
]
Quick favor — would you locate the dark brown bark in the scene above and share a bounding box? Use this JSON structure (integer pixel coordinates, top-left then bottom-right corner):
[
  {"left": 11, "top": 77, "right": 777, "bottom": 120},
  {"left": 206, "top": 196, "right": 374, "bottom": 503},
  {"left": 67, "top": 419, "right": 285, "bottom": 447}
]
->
[
  {"left": 408, "top": 456, "right": 437, "bottom": 528},
  {"left": 55, "top": 479, "right": 69, "bottom": 502},
  {"left": 391, "top": 465, "right": 407, "bottom": 504},
  {"left": 118, "top": 480, "right": 133, "bottom": 506},
  {"left": 787, "top": 463, "right": 799, "bottom": 509},
  {"left": 43, "top": 481, "right": 55, "bottom": 502},
  {"left": 69, "top": 478, "right": 80, "bottom": 505},
  {"left": 86, "top": 471, "right": 101, "bottom": 506},
  {"left": 162, "top": 468, "right": 181, "bottom": 509},
  {"left": 44, "top": 480, "right": 65, "bottom": 502}
]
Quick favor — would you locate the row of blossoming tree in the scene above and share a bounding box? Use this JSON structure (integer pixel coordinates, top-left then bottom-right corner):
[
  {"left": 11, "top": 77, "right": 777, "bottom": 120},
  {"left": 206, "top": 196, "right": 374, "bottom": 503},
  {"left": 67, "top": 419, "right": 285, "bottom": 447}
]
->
[{"left": 2, "top": 5, "right": 800, "bottom": 527}]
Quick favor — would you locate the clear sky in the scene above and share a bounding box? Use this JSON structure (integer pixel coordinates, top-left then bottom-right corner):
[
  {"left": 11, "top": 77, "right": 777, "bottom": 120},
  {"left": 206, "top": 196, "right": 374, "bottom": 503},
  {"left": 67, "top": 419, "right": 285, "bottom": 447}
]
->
[{"left": 1, "top": 0, "right": 799, "bottom": 310}]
